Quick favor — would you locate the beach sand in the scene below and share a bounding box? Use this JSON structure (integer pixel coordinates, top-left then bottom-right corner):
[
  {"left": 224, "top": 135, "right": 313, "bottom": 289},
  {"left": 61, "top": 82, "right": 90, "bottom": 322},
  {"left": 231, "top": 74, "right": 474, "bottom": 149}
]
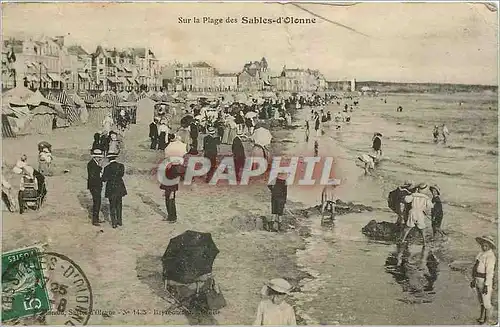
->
[{"left": 2, "top": 92, "right": 497, "bottom": 325}]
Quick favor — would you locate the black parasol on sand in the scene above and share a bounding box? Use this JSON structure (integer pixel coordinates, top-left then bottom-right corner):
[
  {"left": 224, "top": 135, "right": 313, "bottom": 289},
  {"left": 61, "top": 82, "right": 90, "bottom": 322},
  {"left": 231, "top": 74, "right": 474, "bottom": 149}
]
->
[{"left": 162, "top": 230, "right": 219, "bottom": 284}]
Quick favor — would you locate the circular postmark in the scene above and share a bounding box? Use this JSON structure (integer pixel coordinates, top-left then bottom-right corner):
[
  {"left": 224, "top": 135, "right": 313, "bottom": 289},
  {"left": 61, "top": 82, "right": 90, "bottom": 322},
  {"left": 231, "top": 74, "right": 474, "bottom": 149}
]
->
[{"left": 2, "top": 250, "right": 93, "bottom": 325}]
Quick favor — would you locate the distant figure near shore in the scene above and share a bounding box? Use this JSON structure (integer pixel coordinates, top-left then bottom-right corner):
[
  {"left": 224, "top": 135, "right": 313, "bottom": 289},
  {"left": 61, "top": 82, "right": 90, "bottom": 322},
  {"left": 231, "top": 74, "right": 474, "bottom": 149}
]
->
[{"left": 397, "top": 106, "right": 403, "bottom": 112}]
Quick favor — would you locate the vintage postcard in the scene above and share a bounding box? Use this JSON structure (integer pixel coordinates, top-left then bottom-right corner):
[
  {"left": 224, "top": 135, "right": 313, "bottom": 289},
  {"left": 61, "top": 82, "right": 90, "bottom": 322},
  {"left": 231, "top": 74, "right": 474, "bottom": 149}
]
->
[{"left": 1, "top": 1, "right": 498, "bottom": 325}]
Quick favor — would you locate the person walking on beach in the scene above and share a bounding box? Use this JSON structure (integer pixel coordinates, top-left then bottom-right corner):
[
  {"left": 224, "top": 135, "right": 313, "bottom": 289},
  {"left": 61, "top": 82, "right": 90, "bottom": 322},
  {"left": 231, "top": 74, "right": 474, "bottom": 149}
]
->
[
  {"left": 149, "top": 118, "right": 159, "bottom": 150},
  {"left": 87, "top": 149, "right": 104, "bottom": 226},
  {"left": 253, "top": 278, "right": 296, "bottom": 325},
  {"left": 232, "top": 130, "right": 246, "bottom": 182},
  {"left": 432, "top": 125, "right": 439, "bottom": 143},
  {"left": 470, "top": 235, "right": 496, "bottom": 325},
  {"left": 160, "top": 157, "right": 184, "bottom": 223},
  {"left": 314, "top": 112, "right": 321, "bottom": 137},
  {"left": 203, "top": 126, "right": 220, "bottom": 183},
  {"left": 398, "top": 183, "right": 432, "bottom": 255},
  {"left": 429, "top": 185, "right": 445, "bottom": 238},
  {"left": 441, "top": 124, "right": 450, "bottom": 144},
  {"left": 101, "top": 152, "right": 127, "bottom": 228},
  {"left": 305, "top": 117, "right": 310, "bottom": 142},
  {"left": 267, "top": 173, "right": 288, "bottom": 232}
]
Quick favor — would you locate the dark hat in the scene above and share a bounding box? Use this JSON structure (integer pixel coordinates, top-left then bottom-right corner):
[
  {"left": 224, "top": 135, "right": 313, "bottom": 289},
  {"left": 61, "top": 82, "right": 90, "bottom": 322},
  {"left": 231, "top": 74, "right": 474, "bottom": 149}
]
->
[{"left": 429, "top": 185, "right": 441, "bottom": 195}]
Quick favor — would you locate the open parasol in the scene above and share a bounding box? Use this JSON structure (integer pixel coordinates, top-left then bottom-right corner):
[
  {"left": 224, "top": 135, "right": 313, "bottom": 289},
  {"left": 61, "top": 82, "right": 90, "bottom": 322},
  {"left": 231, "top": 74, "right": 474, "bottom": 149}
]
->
[
  {"left": 245, "top": 111, "right": 258, "bottom": 119},
  {"left": 252, "top": 127, "right": 272, "bottom": 147},
  {"left": 162, "top": 230, "right": 219, "bottom": 284},
  {"left": 164, "top": 140, "right": 188, "bottom": 158}
]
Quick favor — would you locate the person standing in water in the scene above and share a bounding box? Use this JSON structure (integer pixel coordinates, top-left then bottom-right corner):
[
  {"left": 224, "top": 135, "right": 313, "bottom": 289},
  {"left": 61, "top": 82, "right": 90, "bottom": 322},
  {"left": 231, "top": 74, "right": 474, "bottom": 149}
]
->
[
  {"left": 429, "top": 185, "right": 445, "bottom": 238},
  {"left": 441, "top": 124, "right": 450, "bottom": 144},
  {"left": 320, "top": 178, "right": 341, "bottom": 225},
  {"left": 372, "top": 133, "right": 383, "bottom": 156},
  {"left": 398, "top": 183, "right": 432, "bottom": 255},
  {"left": 267, "top": 173, "right": 288, "bottom": 232},
  {"left": 470, "top": 235, "right": 496, "bottom": 325},
  {"left": 432, "top": 125, "right": 439, "bottom": 143}
]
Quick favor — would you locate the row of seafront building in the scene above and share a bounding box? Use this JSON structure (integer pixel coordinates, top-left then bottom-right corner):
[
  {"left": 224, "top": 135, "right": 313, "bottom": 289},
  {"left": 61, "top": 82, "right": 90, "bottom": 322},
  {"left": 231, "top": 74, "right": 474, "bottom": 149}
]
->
[
  {"left": 2, "top": 36, "right": 161, "bottom": 92},
  {"left": 2, "top": 35, "right": 352, "bottom": 93},
  {"left": 161, "top": 57, "right": 330, "bottom": 92}
]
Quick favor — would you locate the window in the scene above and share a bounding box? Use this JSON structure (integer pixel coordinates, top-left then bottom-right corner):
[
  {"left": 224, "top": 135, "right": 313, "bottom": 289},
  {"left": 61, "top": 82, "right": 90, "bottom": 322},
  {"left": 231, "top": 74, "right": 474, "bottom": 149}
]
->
[{"left": 99, "top": 58, "right": 104, "bottom": 65}]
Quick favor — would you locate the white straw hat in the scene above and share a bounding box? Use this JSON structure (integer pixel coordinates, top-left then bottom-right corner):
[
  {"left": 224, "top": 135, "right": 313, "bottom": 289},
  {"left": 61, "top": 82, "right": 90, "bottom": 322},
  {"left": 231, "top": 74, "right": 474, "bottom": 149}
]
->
[{"left": 265, "top": 278, "right": 292, "bottom": 294}]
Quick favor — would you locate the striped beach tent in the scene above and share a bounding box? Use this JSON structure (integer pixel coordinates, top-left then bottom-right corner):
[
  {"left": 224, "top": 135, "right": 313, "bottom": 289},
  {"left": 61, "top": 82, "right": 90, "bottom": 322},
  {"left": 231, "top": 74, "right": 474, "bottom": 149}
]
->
[
  {"left": 97, "top": 92, "right": 121, "bottom": 107},
  {"left": 48, "top": 90, "right": 80, "bottom": 124},
  {"left": 87, "top": 101, "right": 113, "bottom": 128},
  {"left": 83, "top": 93, "right": 96, "bottom": 104},
  {"left": 20, "top": 105, "right": 57, "bottom": 135}
]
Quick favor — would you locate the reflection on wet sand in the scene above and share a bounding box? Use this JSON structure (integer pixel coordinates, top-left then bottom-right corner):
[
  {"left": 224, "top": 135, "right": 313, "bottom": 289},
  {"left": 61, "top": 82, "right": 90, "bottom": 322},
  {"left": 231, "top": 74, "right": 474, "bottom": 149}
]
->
[{"left": 385, "top": 244, "right": 440, "bottom": 304}]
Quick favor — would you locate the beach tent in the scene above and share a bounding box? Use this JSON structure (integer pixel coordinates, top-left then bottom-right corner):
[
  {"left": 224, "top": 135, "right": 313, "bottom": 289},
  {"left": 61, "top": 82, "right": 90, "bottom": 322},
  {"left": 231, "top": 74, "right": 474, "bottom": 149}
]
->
[
  {"left": 68, "top": 92, "right": 88, "bottom": 124},
  {"left": 115, "top": 102, "right": 137, "bottom": 124},
  {"left": 20, "top": 105, "right": 57, "bottom": 135},
  {"left": 1, "top": 114, "right": 17, "bottom": 137},
  {"left": 26, "top": 89, "right": 60, "bottom": 107},
  {"left": 46, "top": 90, "right": 81, "bottom": 125},
  {"left": 136, "top": 97, "right": 155, "bottom": 124},
  {"left": 3, "top": 85, "right": 34, "bottom": 106},
  {"left": 87, "top": 101, "right": 113, "bottom": 128}
]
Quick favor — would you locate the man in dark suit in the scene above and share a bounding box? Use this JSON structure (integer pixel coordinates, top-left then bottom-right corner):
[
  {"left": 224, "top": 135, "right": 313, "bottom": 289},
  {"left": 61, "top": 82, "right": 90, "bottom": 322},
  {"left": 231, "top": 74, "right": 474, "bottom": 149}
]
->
[
  {"left": 149, "top": 118, "right": 159, "bottom": 150},
  {"left": 87, "top": 149, "right": 103, "bottom": 226},
  {"left": 101, "top": 152, "right": 127, "bottom": 228},
  {"left": 203, "top": 126, "right": 220, "bottom": 183}
]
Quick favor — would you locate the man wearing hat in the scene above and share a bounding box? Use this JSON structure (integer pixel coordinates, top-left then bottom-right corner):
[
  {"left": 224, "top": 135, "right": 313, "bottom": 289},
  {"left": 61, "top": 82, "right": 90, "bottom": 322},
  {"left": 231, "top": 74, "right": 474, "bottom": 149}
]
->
[
  {"left": 101, "top": 153, "right": 127, "bottom": 228},
  {"left": 87, "top": 149, "right": 104, "bottom": 226},
  {"left": 470, "top": 235, "right": 496, "bottom": 324},
  {"left": 231, "top": 129, "right": 246, "bottom": 182},
  {"left": 149, "top": 117, "right": 159, "bottom": 150},
  {"left": 203, "top": 126, "right": 220, "bottom": 183},
  {"left": 398, "top": 182, "right": 433, "bottom": 251},
  {"left": 254, "top": 278, "right": 296, "bottom": 325}
]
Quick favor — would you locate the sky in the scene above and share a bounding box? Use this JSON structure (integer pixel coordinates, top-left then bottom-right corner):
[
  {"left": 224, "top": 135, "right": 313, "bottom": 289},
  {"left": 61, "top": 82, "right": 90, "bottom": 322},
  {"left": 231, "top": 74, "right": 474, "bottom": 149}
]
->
[{"left": 2, "top": 2, "right": 498, "bottom": 85}]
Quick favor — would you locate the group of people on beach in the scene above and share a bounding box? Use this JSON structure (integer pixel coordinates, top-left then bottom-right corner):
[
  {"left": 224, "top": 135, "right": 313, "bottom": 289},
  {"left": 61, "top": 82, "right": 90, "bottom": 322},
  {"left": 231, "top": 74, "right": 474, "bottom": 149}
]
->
[{"left": 432, "top": 124, "right": 450, "bottom": 144}]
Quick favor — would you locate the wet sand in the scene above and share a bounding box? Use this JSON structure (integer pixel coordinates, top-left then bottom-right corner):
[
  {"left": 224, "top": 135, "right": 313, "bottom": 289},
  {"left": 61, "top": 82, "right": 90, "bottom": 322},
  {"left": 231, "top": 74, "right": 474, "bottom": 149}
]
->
[{"left": 283, "top": 92, "right": 497, "bottom": 325}]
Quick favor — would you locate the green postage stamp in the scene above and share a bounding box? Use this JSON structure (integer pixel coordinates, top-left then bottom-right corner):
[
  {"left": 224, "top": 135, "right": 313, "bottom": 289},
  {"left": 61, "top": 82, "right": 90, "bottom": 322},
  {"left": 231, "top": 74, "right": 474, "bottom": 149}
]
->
[{"left": 2, "top": 246, "right": 51, "bottom": 322}]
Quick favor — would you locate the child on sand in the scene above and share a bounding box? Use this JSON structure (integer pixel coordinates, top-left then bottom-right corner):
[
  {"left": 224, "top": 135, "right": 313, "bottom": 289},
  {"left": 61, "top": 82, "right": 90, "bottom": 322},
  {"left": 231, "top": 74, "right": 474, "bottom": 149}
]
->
[
  {"left": 254, "top": 278, "right": 296, "bottom": 325},
  {"left": 38, "top": 147, "right": 53, "bottom": 176},
  {"left": 470, "top": 235, "right": 496, "bottom": 325}
]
